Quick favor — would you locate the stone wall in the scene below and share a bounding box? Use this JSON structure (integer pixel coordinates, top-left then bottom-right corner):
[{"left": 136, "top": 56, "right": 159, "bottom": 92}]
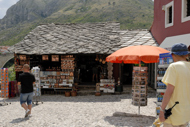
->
[{"left": 0, "top": 53, "right": 14, "bottom": 79}]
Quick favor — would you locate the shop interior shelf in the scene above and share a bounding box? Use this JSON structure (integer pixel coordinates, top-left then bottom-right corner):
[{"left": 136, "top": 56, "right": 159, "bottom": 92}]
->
[
  {"left": 157, "top": 77, "right": 163, "bottom": 80},
  {"left": 41, "top": 79, "right": 49, "bottom": 82},
  {"left": 59, "top": 84, "right": 72, "bottom": 86},
  {"left": 41, "top": 87, "right": 72, "bottom": 90},
  {"left": 59, "top": 74, "right": 70, "bottom": 76},
  {"left": 157, "top": 102, "right": 162, "bottom": 106},
  {"left": 44, "top": 84, "right": 51, "bottom": 86},
  {"left": 158, "top": 64, "right": 170, "bottom": 68},
  {"left": 157, "top": 89, "right": 166, "bottom": 93},
  {"left": 41, "top": 88, "right": 54, "bottom": 89},
  {"left": 100, "top": 83, "right": 115, "bottom": 86},
  {"left": 54, "top": 88, "right": 72, "bottom": 89}
]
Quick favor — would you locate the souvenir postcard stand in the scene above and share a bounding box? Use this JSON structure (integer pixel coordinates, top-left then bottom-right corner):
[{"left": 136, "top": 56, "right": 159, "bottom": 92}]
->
[
  {"left": 0, "top": 68, "right": 10, "bottom": 105},
  {"left": 32, "top": 67, "right": 43, "bottom": 105},
  {"left": 132, "top": 67, "right": 148, "bottom": 107},
  {"left": 156, "top": 53, "right": 173, "bottom": 116}
]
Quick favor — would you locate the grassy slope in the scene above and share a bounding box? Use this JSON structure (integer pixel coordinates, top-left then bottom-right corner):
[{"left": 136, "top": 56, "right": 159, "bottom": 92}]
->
[{"left": 0, "top": 0, "right": 153, "bottom": 46}]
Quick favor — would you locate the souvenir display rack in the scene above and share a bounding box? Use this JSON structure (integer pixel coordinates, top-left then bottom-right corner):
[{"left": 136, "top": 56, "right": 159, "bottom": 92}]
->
[
  {"left": 98, "top": 62, "right": 115, "bottom": 93},
  {"left": 132, "top": 66, "right": 148, "bottom": 106},
  {"left": 40, "top": 55, "right": 75, "bottom": 90},
  {"left": 1, "top": 68, "right": 9, "bottom": 98},
  {"left": 40, "top": 71, "right": 74, "bottom": 89},
  {"left": 0, "top": 68, "right": 10, "bottom": 105},
  {"left": 156, "top": 53, "right": 173, "bottom": 116},
  {"left": 100, "top": 79, "right": 115, "bottom": 93},
  {"left": 32, "top": 67, "right": 43, "bottom": 105}
]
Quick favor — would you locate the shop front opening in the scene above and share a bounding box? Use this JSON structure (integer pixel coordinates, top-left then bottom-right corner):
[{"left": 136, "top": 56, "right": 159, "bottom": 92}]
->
[
  {"left": 122, "top": 64, "right": 133, "bottom": 85},
  {"left": 75, "top": 54, "right": 107, "bottom": 85}
]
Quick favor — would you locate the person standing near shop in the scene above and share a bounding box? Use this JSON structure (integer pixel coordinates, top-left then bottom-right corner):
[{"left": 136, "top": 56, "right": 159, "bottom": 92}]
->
[
  {"left": 159, "top": 43, "right": 190, "bottom": 127},
  {"left": 92, "top": 65, "right": 98, "bottom": 82},
  {"left": 18, "top": 64, "right": 35, "bottom": 118}
]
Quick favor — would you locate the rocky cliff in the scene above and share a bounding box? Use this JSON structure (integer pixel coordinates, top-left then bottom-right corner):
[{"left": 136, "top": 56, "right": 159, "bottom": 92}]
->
[{"left": 0, "top": 0, "right": 154, "bottom": 45}]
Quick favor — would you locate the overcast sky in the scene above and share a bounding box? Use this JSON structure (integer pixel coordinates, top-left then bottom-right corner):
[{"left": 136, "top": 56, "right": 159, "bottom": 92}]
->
[{"left": 0, "top": 0, "right": 19, "bottom": 19}]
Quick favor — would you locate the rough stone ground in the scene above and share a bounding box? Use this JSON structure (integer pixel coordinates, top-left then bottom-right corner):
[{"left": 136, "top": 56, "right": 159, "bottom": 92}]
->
[{"left": 0, "top": 93, "right": 159, "bottom": 127}]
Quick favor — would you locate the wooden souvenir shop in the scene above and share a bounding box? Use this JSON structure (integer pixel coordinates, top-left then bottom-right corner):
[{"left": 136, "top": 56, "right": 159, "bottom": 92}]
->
[{"left": 14, "top": 53, "right": 121, "bottom": 94}]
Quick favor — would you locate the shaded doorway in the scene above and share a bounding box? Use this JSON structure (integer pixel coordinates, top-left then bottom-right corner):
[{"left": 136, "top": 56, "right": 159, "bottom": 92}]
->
[
  {"left": 122, "top": 64, "right": 133, "bottom": 85},
  {"left": 76, "top": 55, "right": 107, "bottom": 85}
]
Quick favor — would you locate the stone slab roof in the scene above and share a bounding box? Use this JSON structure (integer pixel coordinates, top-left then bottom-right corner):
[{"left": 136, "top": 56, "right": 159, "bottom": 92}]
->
[{"left": 9, "top": 23, "right": 158, "bottom": 55}]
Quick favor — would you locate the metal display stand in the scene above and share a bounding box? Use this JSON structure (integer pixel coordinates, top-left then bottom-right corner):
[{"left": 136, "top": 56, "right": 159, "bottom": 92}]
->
[
  {"left": 132, "top": 66, "right": 148, "bottom": 114},
  {"left": 0, "top": 99, "right": 11, "bottom": 106},
  {"left": 156, "top": 53, "right": 173, "bottom": 116},
  {"left": 32, "top": 67, "right": 43, "bottom": 105}
]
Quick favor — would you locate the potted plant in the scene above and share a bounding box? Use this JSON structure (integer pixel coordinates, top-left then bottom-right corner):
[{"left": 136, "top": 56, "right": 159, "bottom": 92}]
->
[
  {"left": 95, "top": 92, "right": 101, "bottom": 96},
  {"left": 71, "top": 90, "right": 77, "bottom": 97},
  {"left": 65, "top": 91, "right": 71, "bottom": 97}
]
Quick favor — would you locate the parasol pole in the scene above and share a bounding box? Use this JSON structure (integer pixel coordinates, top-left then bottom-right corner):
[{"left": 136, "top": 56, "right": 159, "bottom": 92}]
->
[{"left": 138, "top": 58, "right": 141, "bottom": 115}]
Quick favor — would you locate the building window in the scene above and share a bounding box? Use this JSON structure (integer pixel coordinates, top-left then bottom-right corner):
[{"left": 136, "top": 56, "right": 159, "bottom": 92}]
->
[
  {"left": 165, "top": 1, "right": 174, "bottom": 28},
  {"left": 168, "top": 6, "right": 173, "bottom": 23},
  {"left": 182, "top": 0, "right": 190, "bottom": 22},
  {"left": 187, "top": 0, "right": 190, "bottom": 16}
]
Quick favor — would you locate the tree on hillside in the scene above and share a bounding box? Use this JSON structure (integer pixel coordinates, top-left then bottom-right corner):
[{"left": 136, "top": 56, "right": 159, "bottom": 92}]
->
[{"left": 113, "top": 2, "right": 116, "bottom": 6}]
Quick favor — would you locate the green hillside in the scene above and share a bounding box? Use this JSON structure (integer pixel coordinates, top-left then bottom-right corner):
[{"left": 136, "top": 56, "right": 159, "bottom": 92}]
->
[{"left": 0, "top": 0, "right": 154, "bottom": 46}]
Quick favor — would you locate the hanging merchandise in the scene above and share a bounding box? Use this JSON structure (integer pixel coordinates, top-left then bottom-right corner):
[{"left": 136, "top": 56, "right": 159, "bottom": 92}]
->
[
  {"left": 102, "top": 60, "right": 106, "bottom": 64},
  {"left": 52, "top": 55, "right": 59, "bottom": 62},
  {"left": 1, "top": 68, "right": 9, "bottom": 98},
  {"left": 40, "top": 55, "right": 75, "bottom": 89},
  {"left": 99, "top": 61, "right": 115, "bottom": 93},
  {"left": 107, "top": 62, "right": 113, "bottom": 79},
  {"left": 95, "top": 55, "right": 99, "bottom": 61},
  {"left": 42, "top": 55, "right": 49, "bottom": 61},
  {"left": 19, "top": 55, "right": 26, "bottom": 60},
  {"left": 59, "top": 55, "right": 75, "bottom": 88},
  {"left": 9, "top": 81, "right": 18, "bottom": 98},
  {"left": 15, "top": 54, "right": 30, "bottom": 72},
  {"left": 99, "top": 55, "right": 102, "bottom": 62},
  {"left": 102, "top": 56, "right": 106, "bottom": 64}
]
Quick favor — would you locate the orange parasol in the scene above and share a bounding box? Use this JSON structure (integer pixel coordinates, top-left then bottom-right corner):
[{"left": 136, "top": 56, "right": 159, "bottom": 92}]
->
[
  {"left": 106, "top": 45, "right": 170, "bottom": 64},
  {"left": 106, "top": 45, "right": 169, "bottom": 115}
]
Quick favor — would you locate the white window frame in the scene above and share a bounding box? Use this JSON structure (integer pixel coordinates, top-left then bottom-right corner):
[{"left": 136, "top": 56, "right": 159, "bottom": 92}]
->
[
  {"left": 182, "top": 0, "right": 190, "bottom": 22},
  {"left": 165, "top": 1, "right": 174, "bottom": 28}
]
